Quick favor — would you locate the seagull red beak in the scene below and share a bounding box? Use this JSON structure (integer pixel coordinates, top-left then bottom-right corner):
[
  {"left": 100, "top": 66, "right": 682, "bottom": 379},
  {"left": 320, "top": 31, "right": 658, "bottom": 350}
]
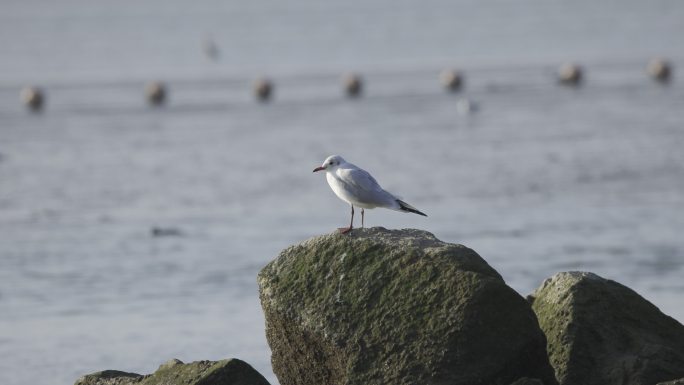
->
[{"left": 313, "top": 166, "right": 325, "bottom": 172}]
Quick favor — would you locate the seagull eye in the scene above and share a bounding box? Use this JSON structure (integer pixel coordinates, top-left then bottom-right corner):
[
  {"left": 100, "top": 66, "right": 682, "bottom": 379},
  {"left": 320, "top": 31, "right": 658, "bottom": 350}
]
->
[{"left": 329, "top": 161, "right": 333, "bottom": 165}]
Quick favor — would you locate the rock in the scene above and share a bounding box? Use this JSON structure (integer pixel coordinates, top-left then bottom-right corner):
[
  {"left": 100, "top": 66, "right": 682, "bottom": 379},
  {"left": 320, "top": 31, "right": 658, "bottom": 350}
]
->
[
  {"left": 75, "top": 370, "right": 142, "bottom": 385},
  {"left": 258, "top": 227, "right": 557, "bottom": 385},
  {"left": 529, "top": 272, "right": 684, "bottom": 385},
  {"left": 75, "top": 358, "right": 270, "bottom": 385},
  {"left": 157, "top": 358, "right": 184, "bottom": 371}
]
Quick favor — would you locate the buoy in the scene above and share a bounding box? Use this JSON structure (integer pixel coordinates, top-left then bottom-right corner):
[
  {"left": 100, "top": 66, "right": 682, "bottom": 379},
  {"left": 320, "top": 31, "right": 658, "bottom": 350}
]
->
[
  {"left": 254, "top": 78, "right": 273, "bottom": 102},
  {"left": 21, "top": 86, "right": 45, "bottom": 111},
  {"left": 557, "top": 63, "right": 583, "bottom": 86},
  {"left": 343, "top": 73, "right": 363, "bottom": 98},
  {"left": 440, "top": 69, "right": 463, "bottom": 92},
  {"left": 145, "top": 82, "right": 167, "bottom": 106},
  {"left": 456, "top": 98, "right": 478, "bottom": 115},
  {"left": 203, "top": 37, "right": 219, "bottom": 61},
  {"left": 647, "top": 58, "right": 672, "bottom": 83}
]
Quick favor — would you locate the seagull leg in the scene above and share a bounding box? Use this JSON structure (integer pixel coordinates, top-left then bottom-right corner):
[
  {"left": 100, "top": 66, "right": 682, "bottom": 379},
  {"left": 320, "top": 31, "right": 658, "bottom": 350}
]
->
[
  {"left": 361, "top": 209, "right": 365, "bottom": 228},
  {"left": 339, "top": 205, "right": 354, "bottom": 234}
]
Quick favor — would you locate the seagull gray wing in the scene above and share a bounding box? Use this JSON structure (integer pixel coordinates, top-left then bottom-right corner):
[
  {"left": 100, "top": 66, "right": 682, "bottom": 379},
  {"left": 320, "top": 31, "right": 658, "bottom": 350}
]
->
[
  {"left": 335, "top": 165, "right": 398, "bottom": 207},
  {"left": 337, "top": 167, "right": 383, "bottom": 193}
]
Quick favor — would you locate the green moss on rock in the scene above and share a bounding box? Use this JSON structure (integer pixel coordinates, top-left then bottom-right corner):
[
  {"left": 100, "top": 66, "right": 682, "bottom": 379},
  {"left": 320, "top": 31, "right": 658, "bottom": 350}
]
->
[
  {"left": 529, "top": 271, "right": 684, "bottom": 385},
  {"left": 74, "top": 359, "right": 270, "bottom": 385},
  {"left": 259, "top": 227, "right": 557, "bottom": 385}
]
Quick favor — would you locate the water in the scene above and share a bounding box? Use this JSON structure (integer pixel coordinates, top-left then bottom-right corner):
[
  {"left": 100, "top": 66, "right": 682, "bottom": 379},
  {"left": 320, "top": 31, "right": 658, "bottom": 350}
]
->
[{"left": 1, "top": 1, "right": 683, "bottom": 384}]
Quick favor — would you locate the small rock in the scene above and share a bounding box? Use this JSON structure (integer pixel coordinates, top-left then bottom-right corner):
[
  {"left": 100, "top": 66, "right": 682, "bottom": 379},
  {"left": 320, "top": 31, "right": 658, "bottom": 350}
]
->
[
  {"left": 530, "top": 271, "right": 684, "bottom": 385},
  {"left": 75, "top": 370, "right": 142, "bottom": 385},
  {"left": 158, "top": 358, "right": 183, "bottom": 371},
  {"left": 75, "top": 358, "right": 270, "bottom": 385}
]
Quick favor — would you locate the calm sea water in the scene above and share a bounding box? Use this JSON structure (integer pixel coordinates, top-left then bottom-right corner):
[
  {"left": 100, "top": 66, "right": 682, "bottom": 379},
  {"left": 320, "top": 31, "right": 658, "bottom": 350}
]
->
[{"left": 1, "top": 1, "right": 683, "bottom": 384}]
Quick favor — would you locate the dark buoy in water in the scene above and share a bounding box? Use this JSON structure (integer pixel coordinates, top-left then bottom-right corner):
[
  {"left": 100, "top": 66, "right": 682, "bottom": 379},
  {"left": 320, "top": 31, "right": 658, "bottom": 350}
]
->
[
  {"left": 146, "top": 82, "right": 167, "bottom": 106},
  {"left": 21, "top": 86, "right": 45, "bottom": 111},
  {"left": 648, "top": 58, "right": 672, "bottom": 83},
  {"left": 441, "top": 69, "right": 463, "bottom": 92},
  {"left": 254, "top": 78, "right": 273, "bottom": 102},
  {"left": 343, "top": 73, "right": 363, "bottom": 98},
  {"left": 557, "top": 63, "right": 583, "bottom": 86}
]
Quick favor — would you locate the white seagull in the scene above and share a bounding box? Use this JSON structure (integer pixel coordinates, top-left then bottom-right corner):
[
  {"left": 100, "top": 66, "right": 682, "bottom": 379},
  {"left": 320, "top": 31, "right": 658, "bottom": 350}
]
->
[{"left": 313, "top": 155, "right": 427, "bottom": 233}]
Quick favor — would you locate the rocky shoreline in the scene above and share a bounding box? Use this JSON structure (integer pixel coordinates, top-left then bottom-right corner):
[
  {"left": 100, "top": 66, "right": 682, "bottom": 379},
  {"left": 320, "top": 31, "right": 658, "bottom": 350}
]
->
[{"left": 76, "top": 228, "right": 684, "bottom": 385}]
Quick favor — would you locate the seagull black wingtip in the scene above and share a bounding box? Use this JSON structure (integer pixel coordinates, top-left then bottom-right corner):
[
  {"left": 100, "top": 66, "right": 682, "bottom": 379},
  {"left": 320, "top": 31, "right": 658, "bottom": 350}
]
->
[{"left": 396, "top": 199, "right": 428, "bottom": 217}]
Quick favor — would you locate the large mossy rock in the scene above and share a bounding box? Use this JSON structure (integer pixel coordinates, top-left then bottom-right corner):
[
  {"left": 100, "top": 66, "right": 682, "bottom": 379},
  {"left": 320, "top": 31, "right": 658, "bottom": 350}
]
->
[
  {"left": 529, "top": 271, "right": 684, "bottom": 385},
  {"left": 258, "top": 228, "right": 558, "bottom": 385},
  {"left": 74, "top": 358, "right": 270, "bottom": 385}
]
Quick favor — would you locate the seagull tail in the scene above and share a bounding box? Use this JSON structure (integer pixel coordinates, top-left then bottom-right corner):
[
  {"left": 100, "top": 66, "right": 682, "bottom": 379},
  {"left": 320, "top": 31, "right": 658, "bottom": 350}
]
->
[{"left": 396, "top": 199, "right": 427, "bottom": 217}]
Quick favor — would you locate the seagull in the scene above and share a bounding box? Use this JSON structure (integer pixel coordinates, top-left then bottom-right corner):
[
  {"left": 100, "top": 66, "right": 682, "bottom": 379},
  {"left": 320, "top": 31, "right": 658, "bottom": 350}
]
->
[{"left": 313, "top": 155, "right": 427, "bottom": 234}]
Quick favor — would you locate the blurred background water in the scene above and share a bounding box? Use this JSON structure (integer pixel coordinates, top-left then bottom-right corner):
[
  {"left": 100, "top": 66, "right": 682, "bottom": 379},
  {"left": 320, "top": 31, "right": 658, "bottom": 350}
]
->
[{"left": 1, "top": 0, "right": 683, "bottom": 384}]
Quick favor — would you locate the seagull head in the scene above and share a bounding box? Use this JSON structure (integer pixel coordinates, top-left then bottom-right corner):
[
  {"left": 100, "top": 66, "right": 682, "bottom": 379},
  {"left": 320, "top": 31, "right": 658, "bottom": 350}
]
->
[{"left": 313, "top": 155, "right": 345, "bottom": 173}]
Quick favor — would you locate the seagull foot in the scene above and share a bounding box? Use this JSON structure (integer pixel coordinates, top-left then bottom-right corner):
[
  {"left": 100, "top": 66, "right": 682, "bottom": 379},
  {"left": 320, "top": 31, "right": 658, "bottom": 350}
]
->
[{"left": 338, "top": 227, "right": 353, "bottom": 234}]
